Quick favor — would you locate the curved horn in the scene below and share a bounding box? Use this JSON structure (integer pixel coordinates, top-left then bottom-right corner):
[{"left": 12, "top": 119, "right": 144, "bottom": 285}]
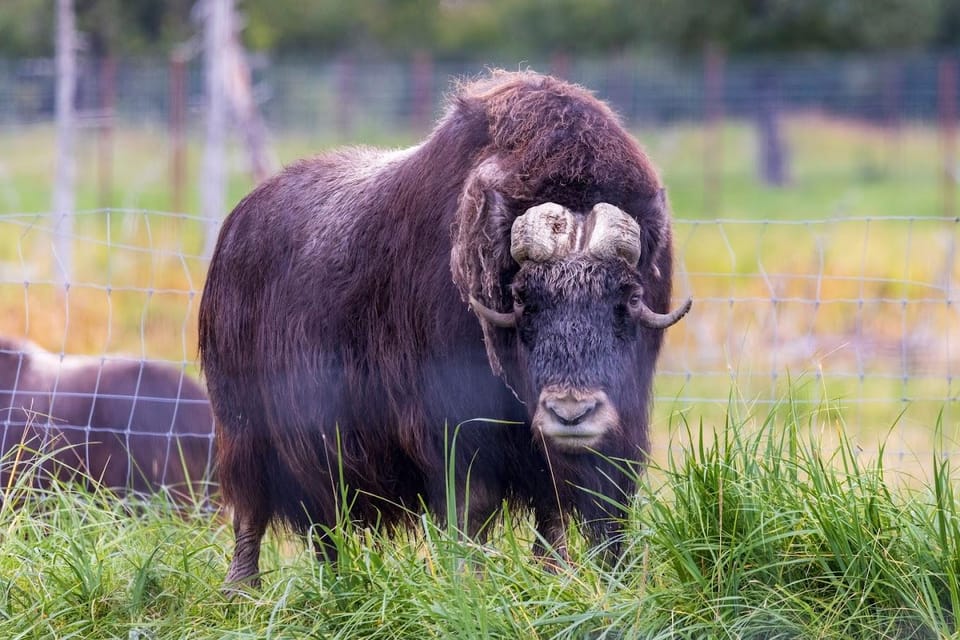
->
[
  {"left": 510, "top": 203, "right": 577, "bottom": 264},
  {"left": 469, "top": 296, "right": 517, "bottom": 328},
  {"left": 584, "top": 203, "right": 643, "bottom": 266},
  {"left": 631, "top": 296, "right": 692, "bottom": 329}
]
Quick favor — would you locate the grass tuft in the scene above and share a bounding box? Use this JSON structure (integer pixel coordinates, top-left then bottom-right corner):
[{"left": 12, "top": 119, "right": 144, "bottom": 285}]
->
[{"left": 2, "top": 393, "right": 959, "bottom": 637}]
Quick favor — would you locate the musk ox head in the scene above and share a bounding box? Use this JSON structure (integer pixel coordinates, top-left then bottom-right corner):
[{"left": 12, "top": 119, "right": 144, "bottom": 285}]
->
[
  {"left": 447, "top": 72, "right": 690, "bottom": 455},
  {"left": 463, "top": 199, "right": 690, "bottom": 452}
]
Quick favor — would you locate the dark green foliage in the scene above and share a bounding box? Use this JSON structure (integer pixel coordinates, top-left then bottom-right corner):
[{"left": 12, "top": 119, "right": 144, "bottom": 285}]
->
[
  {"left": 0, "top": 0, "right": 951, "bottom": 59},
  {"left": 0, "top": 0, "right": 53, "bottom": 57},
  {"left": 636, "top": 0, "right": 940, "bottom": 54}
]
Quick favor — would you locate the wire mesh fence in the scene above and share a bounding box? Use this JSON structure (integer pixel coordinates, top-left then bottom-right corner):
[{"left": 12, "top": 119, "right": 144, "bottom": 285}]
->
[
  {"left": 0, "top": 209, "right": 956, "bottom": 484},
  {"left": 1, "top": 52, "right": 959, "bottom": 131},
  {"left": 5, "top": 51, "right": 960, "bottom": 224},
  {"left": 663, "top": 215, "right": 959, "bottom": 447},
  {"left": 0, "top": 209, "right": 215, "bottom": 502},
  {"left": 2, "top": 48, "right": 960, "bottom": 486}
]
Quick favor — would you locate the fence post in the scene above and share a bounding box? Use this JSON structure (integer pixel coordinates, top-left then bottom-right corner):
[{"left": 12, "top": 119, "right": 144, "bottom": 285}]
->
[
  {"left": 939, "top": 57, "right": 956, "bottom": 220},
  {"left": 704, "top": 43, "right": 725, "bottom": 216},
  {"left": 169, "top": 49, "right": 187, "bottom": 214},
  {"left": 755, "top": 63, "right": 789, "bottom": 187},
  {"left": 201, "top": 0, "right": 229, "bottom": 258},
  {"left": 97, "top": 55, "right": 115, "bottom": 210},
  {"left": 53, "top": 0, "right": 76, "bottom": 287}
]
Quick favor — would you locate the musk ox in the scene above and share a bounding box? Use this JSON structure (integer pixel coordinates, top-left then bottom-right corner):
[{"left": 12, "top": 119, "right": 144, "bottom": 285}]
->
[
  {"left": 199, "top": 70, "right": 691, "bottom": 585},
  {"left": 0, "top": 336, "right": 215, "bottom": 502}
]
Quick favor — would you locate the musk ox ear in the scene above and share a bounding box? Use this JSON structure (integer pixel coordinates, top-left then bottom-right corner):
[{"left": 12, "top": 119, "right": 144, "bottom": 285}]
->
[
  {"left": 450, "top": 157, "right": 514, "bottom": 303},
  {"left": 450, "top": 157, "right": 517, "bottom": 376},
  {"left": 636, "top": 187, "right": 669, "bottom": 279}
]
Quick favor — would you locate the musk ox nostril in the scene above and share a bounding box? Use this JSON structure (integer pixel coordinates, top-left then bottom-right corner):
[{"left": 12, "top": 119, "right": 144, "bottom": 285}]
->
[
  {"left": 534, "top": 388, "right": 618, "bottom": 452},
  {"left": 544, "top": 396, "right": 599, "bottom": 426}
]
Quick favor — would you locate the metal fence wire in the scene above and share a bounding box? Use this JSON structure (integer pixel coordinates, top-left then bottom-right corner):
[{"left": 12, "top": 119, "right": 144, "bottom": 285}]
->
[
  {"left": 0, "top": 210, "right": 956, "bottom": 479},
  {"left": 2, "top": 50, "right": 960, "bottom": 480},
  {"left": 0, "top": 53, "right": 958, "bottom": 131}
]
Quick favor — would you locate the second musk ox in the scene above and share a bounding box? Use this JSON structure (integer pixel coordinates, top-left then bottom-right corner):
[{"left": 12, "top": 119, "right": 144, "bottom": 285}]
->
[
  {"left": 199, "top": 70, "right": 691, "bottom": 585},
  {"left": 0, "top": 336, "right": 215, "bottom": 502}
]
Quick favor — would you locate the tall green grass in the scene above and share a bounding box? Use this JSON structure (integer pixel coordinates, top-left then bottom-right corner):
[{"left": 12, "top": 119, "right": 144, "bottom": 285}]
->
[
  {"left": 643, "top": 401, "right": 959, "bottom": 639},
  {"left": 2, "top": 396, "right": 959, "bottom": 638}
]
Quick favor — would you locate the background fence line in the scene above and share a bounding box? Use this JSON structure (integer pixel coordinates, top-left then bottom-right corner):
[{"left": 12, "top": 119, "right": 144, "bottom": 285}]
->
[
  {"left": 5, "top": 52, "right": 960, "bottom": 128},
  {"left": 0, "top": 209, "right": 956, "bottom": 472},
  {"left": 2, "top": 50, "right": 960, "bottom": 473},
  {"left": 6, "top": 51, "right": 960, "bottom": 221}
]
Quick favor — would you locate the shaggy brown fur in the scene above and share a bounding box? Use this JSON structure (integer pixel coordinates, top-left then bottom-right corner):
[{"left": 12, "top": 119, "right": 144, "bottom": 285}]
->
[
  {"left": 0, "top": 336, "right": 215, "bottom": 503},
  {"left": 199, "top": 69, "right": 682, "bottom": 586}
]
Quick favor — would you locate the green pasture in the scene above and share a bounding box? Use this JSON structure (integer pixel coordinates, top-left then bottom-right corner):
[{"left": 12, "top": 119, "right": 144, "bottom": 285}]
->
[
  {"left": 2, "top": 404, "right": 960, "bottom": 638},
  {"left": 0, "top": 115, "right": 951, "bottom": 219}
]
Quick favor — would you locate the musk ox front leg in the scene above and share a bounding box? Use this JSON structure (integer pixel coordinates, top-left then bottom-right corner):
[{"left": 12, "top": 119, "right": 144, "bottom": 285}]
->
[
  {"left": 586, "top": 508, "right": 628, "bottom": 564},
  {"left": 425, "top": 464, "right": 504, "bottom": 546},
  {"left": 532, "top": 506, "right": 570, "bottom": 566}
]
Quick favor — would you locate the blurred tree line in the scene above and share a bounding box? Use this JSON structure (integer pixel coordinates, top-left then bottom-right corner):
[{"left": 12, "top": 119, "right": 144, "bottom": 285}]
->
[{"left": 0, "top": 0, "right": 955, "bottom": 60}]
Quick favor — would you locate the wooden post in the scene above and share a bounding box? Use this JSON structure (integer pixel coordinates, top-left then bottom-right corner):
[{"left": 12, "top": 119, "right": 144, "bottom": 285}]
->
[
  {"left": 755, "top": 64, "right": 788, "bottom": 187},
  {"left": 410, "top": 50, "right": 433, "bottom": 134},
  {"left": 202, "top": 0, "right": 229, "bottom": 258},
  {"left": 939, "top": 57, "right": 956, "bottom": 219},
  {"left": 882, "top": 59, "right": 901, "bottom": 175},
  {"left": 53, "top": 0, "right": 76, "bottom": 286},
  {"left": 169, "top": 50, "right": 187, "bottom": 213},
  {"left": 704, "top": 44, "right": 725, "bottom": 216},
  {"left": 97, "top": 55, "right": 115, "bottom": 209},
  {"left": 224, "top": 37, "right": 277, "bottom": 183},
  {"left": 335, "top": 54, "right": 354, "bottom": 141}
]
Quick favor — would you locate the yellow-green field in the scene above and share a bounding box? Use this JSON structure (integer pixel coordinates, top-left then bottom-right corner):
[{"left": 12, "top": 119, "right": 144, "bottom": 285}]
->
[{"left": 1, "top": 116, "right": 958, "bottom": 475}]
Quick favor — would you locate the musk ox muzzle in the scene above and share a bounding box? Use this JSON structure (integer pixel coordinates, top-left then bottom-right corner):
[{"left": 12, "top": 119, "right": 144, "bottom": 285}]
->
[{"left": 533, "top": 386, "right": 617, "bottom": 452}]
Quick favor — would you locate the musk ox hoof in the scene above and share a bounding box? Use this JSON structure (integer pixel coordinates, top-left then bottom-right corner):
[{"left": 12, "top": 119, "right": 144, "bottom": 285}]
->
[
  {"left": 533, "top": 542, "right": 571, "bottom": 573},
  {"left": 220, "top": 574, "right": 262, "bottom": 597},
  {"left": 221, "top": 560, "right": 263, "bottom": 594}
]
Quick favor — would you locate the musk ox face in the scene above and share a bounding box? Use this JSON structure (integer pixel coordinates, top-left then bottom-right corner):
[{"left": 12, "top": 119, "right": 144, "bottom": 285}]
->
[
  {"left": 470, "top": 202, "right": 691, "bottom": 453},
  {"left": 514, "top": 259, "right": 642, "bottom": 452}
]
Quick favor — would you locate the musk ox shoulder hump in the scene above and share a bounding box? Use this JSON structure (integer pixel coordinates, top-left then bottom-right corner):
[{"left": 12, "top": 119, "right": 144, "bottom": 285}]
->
[{"left": 449, "top": 70, "right": 660, "bottom": 203}]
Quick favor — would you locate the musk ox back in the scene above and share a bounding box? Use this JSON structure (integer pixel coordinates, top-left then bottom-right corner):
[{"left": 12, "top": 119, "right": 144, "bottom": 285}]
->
[
  {"left": 199, "top": 70, "right": 690, "bottom": 586},
  {"left": 0, "top": 336, "right": 215, "bottom": 503}
]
